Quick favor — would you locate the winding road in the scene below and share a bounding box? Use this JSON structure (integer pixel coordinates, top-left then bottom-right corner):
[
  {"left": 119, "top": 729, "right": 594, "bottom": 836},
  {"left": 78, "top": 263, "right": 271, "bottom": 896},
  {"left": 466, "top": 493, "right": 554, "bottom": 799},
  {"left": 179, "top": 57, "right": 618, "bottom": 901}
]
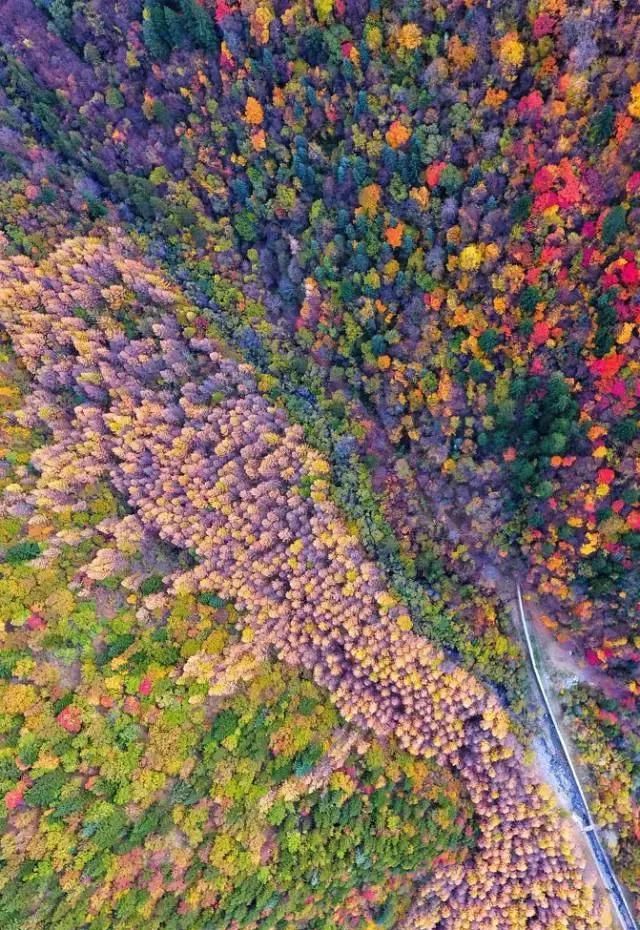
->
[{"left": 516, "top": 583, "right": 638, "bottom": 930}]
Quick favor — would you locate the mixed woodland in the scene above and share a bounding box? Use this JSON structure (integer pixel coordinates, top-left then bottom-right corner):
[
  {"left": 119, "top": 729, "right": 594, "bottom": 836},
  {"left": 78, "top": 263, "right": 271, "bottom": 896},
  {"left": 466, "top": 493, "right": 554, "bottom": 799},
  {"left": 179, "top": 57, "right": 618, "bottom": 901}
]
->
[{"left": 0, "top": 0, "right": 639, "bottom": 925}]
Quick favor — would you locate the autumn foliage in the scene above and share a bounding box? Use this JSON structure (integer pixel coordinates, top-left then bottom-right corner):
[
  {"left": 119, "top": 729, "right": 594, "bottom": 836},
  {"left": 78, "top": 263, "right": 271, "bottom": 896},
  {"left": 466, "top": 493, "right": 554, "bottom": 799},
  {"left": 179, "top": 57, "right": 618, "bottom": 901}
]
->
[
  {"left": 0, "top": 238, "right": 606, "bottom": 929},
  {"left": 0, "top": 0, "right": 639, "bottom": 916}
]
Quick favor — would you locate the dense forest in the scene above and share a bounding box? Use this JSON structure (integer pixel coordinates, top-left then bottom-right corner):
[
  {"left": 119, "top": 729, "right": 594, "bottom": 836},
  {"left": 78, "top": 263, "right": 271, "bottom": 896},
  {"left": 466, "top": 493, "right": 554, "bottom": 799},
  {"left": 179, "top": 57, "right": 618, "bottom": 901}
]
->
[{"left": 0, "top": 0, "right": 638, "bottom": 926}]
